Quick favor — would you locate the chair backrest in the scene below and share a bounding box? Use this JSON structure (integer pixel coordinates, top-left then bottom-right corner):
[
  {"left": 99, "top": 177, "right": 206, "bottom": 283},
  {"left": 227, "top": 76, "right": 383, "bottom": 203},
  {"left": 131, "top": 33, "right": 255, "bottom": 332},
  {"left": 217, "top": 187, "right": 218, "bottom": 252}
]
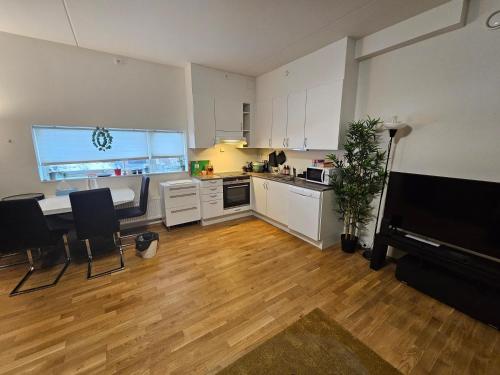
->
[
  {"left": 70, "top": 188, "right": 119, "bottom": 240},
  {"left": 0, "top": 199, "right": 55, "bottom": 252},
  {"left": 139, "top": 176, "right": 150, "bottom": 214}
]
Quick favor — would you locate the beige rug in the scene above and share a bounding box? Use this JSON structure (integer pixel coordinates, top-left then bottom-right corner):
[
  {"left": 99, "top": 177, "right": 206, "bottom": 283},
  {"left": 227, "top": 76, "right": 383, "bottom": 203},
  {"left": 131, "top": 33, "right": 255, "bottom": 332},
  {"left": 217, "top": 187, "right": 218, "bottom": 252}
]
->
[{"left": 218, "top": 308, "right": 401, "bottom": 375}]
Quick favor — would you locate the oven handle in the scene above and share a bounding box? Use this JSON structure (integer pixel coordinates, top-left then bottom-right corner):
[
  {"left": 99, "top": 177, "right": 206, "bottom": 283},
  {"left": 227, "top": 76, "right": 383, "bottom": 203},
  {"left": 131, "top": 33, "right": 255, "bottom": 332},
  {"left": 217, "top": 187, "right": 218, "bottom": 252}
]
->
[{"left": 226, "top": 184, "right": 249, "bottom": 189}]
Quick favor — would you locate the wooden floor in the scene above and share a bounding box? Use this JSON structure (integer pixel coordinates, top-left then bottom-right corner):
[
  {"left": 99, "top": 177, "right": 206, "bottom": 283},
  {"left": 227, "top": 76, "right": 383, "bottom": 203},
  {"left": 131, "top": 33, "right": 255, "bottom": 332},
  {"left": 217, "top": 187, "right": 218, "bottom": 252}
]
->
[{"left": 0, "top": 217, "right": 498, "bottom": 374}]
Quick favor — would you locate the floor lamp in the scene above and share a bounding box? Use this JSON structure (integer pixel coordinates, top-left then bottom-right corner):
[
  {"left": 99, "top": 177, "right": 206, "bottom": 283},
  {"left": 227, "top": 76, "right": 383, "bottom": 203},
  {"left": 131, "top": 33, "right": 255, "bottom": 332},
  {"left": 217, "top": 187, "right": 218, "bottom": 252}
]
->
[{"left": 362, "top": 117, "right": 408, "bottom": 260}]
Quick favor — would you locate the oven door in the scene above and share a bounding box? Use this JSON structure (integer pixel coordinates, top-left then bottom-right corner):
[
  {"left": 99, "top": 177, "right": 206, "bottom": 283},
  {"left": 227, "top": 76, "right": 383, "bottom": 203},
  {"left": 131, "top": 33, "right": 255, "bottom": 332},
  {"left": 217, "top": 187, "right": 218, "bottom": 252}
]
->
[{"left": 223, "top": 182, "right": 250, "bottom": 209}]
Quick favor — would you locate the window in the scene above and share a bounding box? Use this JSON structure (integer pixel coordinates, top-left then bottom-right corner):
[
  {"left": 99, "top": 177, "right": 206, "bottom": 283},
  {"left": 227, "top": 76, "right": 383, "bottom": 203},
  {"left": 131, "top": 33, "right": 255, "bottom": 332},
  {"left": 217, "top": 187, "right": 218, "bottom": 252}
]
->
[{"left": 32, "top": 126, "right": 187, "bottom": 181}]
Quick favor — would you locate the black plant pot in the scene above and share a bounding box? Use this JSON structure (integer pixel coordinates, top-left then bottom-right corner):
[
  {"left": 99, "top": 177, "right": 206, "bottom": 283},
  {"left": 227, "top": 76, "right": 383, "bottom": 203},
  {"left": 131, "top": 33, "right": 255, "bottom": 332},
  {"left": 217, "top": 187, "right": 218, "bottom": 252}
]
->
[{"left": 341, "top": 234, "right": 358, "bottom": 253}]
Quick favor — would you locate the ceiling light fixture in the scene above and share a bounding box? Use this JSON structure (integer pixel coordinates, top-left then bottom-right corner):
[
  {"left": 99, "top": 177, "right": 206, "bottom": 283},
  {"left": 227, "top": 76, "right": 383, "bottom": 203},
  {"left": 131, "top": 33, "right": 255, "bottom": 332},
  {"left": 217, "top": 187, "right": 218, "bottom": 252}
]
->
[{"left": 486, "top": 10, "right": 500, "bottom": 30}]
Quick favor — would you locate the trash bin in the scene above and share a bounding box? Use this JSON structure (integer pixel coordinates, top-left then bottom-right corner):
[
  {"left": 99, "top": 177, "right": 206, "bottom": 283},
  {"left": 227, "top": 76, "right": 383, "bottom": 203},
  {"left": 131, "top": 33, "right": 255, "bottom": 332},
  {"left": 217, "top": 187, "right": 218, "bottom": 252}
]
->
[{"left": 135, "top": 232, "right": 159, "bottom": 259}]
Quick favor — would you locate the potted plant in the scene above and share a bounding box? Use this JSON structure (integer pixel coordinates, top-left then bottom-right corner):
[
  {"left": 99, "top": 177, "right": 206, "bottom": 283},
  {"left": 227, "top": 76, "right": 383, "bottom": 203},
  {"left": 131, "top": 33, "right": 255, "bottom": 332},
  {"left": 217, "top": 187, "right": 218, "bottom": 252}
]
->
[{"left": 326, "top": 117, "right": 386, "bottom": 253}]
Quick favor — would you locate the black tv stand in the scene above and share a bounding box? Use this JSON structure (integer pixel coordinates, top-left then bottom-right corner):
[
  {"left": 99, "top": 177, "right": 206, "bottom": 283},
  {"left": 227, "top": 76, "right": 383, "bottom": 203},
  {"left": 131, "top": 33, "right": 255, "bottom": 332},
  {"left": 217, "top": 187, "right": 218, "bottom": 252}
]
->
[{"left": 371, "top": 231, "right": 500, "bottom": 329}]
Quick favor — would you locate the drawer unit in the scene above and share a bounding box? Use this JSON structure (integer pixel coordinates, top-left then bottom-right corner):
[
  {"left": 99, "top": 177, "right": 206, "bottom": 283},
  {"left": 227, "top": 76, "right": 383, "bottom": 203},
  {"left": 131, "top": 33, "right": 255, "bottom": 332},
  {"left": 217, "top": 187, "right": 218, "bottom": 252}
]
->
[
  {"left": 201, "top": 185, "right": 223, "bottom": 195},
  {"left": 199, "top": 179, "right": 222, "bottom": 188},
  {"left": 200, "top": 192, "right": 223, "bottom": 202},
  {"left": 201, "top": 199, "right": 224, "bottom": 219},
  {"left": 160, "top": 179, "right": 201, "bottom": 227},
  {"left": 164, "top": 187, "right": 199, "bottom": 209},
  {"left": 165, "top": 204, "right": 201, "bottom": 227}
]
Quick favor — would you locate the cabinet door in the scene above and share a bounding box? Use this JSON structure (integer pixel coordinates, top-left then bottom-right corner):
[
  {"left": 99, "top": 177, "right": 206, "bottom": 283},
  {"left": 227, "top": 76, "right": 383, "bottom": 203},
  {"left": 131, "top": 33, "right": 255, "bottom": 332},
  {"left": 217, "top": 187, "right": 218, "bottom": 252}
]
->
[
  {"left": 192, "top": 94, "right": 216, "bottom": 148},
  {"left": 215, "top": 97, "right": 243, "bottom": 132},
  {"left": 253, "top": 100, "right": 272, "bottom": 148},
  {"left": 251, "top": 177, "right": 267, "bottom": 215},
  {"left": 286, "top": 90, "right": 306, "bottom": 149},
  {"left": 266, "top": 180, "right": 289, "bottom": 225},
  {"left": 271, "top": 95, "right": 288, "bottom": 148},
  {"left": 305, "top": 80, "right": 343, "bottom": 150}
]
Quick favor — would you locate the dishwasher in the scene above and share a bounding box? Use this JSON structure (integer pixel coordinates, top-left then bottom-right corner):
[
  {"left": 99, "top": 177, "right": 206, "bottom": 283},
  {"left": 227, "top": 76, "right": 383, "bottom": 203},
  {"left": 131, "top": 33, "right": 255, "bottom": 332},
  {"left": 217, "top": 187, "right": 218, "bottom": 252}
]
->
[{"left": 288, "top": 186, "right": 322, "bottom": 241}]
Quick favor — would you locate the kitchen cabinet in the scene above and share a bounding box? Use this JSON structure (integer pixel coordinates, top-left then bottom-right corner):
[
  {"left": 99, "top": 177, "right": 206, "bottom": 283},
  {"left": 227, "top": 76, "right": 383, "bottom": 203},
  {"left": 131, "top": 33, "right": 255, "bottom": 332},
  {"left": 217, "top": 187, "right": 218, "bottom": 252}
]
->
[
  {"left": 286, "top": 90, "right": 306, "bottom": 149},
  {"left": 251, "top": 177, "right": 267, "bottom": 215},
  {"left": 215, "top": 97, "right": 243, "bottom": 132},
  {"left": 305, "top": 81, "right": 343, "bottom": 150},
  {"left": 160, "top": 180, "right": 201, "bottom": 228},
  {"left": 185, "top": 63, "right": 255, "bottom": 148},
  {"left": 271, "top": 96, "right": 288, "bottom": 148},
  {"left": 254, "top": 37, "right": 357, "bottom": 150},
  {"left": 253, "top": 100, "right": 272, "bottom": 148},
  {"left": 200, "top": 179, "right": 223, "bottom": 219},
  {"left": 266, "top": 180, "right": 289, "bottom": 226},
  {"left": 189, "top": 93, "right": 216, "bottom": 148}
]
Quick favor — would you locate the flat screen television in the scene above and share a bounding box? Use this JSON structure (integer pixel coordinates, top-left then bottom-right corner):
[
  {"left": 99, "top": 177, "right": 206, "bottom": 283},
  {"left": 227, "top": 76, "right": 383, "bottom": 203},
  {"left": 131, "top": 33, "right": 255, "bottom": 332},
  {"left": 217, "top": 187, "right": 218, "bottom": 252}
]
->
[{"left": 382, "top": 172, "right": 500, "bottom": 262}]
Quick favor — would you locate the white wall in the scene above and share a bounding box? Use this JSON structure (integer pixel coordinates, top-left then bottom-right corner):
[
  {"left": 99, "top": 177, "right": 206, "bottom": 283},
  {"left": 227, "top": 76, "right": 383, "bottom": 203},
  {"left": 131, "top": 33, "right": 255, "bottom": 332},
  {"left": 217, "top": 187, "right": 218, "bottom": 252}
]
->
[
  {"left": 0, "top": 32, "right": 257, "bottom": 199},
  {"left": 355, "top": 0, "right": 500, "bottom": 245}
]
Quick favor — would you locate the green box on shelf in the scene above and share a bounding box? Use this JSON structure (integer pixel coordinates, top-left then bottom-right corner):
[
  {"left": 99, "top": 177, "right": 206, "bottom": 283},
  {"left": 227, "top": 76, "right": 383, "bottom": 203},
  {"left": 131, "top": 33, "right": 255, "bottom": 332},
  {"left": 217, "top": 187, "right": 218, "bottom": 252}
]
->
[{"left": 190, "top": 160, "right": 210, "bottom": 176}]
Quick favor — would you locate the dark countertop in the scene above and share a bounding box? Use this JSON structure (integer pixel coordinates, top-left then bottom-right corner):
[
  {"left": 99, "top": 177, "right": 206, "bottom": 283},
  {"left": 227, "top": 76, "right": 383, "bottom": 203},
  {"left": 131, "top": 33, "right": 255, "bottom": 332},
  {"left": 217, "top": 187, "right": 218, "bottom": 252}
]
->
[
  {"left": 193, "top": 171, "right": 333, "bottom": 191},
  {"left": 247, "top": 172, "right": 333, "bottom": 192}
]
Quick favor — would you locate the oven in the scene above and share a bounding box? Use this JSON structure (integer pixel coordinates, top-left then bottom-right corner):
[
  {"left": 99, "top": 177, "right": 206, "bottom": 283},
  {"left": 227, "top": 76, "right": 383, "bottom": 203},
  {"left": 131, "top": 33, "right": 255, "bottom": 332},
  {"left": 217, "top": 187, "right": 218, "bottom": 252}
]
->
[{"left": 223, "top": 176, "right": 250, "bottom": 209}]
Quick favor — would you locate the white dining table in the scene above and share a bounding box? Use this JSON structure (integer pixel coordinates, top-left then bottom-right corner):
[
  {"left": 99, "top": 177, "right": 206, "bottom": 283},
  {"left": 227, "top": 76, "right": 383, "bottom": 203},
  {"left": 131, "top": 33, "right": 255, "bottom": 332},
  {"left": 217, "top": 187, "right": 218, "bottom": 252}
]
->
[{"left": 38, "top": 188, "right": 135, "bottom": 216}]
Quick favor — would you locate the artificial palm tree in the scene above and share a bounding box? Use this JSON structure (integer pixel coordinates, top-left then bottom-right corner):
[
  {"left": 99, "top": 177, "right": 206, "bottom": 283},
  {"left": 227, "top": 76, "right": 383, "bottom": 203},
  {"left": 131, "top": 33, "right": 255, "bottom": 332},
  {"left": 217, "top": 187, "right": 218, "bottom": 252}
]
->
[{"left": 326, "top": 117, "right": 386, "bottom": 252}]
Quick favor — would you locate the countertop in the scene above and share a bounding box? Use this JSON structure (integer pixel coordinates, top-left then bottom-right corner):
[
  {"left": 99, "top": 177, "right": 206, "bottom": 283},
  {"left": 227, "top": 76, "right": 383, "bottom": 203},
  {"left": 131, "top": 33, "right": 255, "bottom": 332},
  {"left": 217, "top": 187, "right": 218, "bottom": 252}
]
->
[{"left": 193, "top": 172, "right": 333, "bottom": 192}]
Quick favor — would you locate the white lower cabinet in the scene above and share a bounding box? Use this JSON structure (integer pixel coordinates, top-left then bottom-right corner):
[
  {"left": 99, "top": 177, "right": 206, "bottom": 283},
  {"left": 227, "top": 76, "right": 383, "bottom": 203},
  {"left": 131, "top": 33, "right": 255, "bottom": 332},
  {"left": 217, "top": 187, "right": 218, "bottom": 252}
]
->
[
  {"left": 160, "top": 180, "right": 201, "bottom": 227},
  {"left": 252, "top": 178, "right": 288, "bottom": 225},
  {"left": 251, "top": 177, "right": 268, "bottom": 215},
  {"left": 199, "top": 179, "right": 223, "bottom": 219},
  {"left": 251, "top": 177, "right": 341, "bottom": 248},
  {"left": 266, "top": 180, "right": 289, "bottom": 226}
]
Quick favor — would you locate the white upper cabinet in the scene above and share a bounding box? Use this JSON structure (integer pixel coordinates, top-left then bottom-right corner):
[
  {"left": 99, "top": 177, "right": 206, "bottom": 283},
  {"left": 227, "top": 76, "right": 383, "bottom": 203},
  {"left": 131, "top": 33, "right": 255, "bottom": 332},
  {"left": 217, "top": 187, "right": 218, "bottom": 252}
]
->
[
  {"left": 190, "top": 93, "right": 216, "bottom": 148},
  {"left": 254, "top": 101, "right": 272, "bottom": 148},
  {"left": 254, "top": 37, "right": 358, "bottom": 150},
  {"left": 271, "top": 95, "right": 288, "bottom": 148},
  {"left": 286, "top": 90, "right": 306, "bottom": 149},
  {"left": 215, "top": 97, "right": 243, "bottom": 132},
  {"left": 185, "top": 63, "right": 255, "bottom": 148},
  {"left": 305, "top": 81, "right": 343, "bottom": 150}
]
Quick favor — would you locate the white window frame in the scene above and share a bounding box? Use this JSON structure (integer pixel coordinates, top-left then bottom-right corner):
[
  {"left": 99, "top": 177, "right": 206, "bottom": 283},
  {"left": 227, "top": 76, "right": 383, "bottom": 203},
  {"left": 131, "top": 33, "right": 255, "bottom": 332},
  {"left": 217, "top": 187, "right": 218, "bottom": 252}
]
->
[{"left": 32, "top": 125, "right": 188, "bottom": 181}]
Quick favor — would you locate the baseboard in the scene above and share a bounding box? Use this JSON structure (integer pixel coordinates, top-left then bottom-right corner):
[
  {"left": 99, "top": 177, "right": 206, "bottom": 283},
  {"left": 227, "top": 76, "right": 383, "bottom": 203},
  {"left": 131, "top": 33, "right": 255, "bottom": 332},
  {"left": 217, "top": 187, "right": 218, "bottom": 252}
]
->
[{"left": 201, "top": 211, "right": 252, "bottom": 226}]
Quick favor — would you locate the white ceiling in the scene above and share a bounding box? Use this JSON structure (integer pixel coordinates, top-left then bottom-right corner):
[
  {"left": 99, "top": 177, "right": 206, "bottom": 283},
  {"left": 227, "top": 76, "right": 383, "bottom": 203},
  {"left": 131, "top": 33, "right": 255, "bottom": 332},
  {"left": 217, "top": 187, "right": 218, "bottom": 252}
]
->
[{"left": 0, "top": 0, "right": 449, "bottom": 76}]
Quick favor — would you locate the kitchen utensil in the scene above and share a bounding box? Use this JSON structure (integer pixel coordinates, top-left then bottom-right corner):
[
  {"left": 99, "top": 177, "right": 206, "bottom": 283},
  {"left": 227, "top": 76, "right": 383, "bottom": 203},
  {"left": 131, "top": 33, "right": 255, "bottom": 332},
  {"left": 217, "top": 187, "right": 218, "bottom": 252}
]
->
[
  {"left": 269, "top": 151, "right": 278, "bottom": 167},
  {"left": 277, "top": 151, "right": 286, "bottom": 165}
]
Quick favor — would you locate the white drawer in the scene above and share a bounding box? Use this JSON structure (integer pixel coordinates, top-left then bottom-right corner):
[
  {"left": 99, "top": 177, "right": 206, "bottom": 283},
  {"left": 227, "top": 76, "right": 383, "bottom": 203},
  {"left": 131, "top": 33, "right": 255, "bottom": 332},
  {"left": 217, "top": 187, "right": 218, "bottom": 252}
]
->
[
  {"left": 200, "top": 192, "right": 223, "bottom": 202},
  {"left": 165, "top": 204, "right": 201, "bottom": 227},
  {"left": 165, "top": 190, "right": 199, "bottom": 209},
  {"left": 201, "top": 186, "right": 223, "bottom": 195},
  {"left": 200, "top": 179, "right": 222, "bottom": 188},
  {"left": 165, "top": 185, "right": 198, "bottom": 194},
  {"left": 201, "top": 200, "right": 223, "bottom": 219}
]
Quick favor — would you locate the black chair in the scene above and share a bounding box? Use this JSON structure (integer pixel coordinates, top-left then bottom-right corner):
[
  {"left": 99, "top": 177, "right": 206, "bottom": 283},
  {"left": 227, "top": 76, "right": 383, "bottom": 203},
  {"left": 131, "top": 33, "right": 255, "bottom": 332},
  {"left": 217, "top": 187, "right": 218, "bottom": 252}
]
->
[
  {"left": 69, "top": 188, "right": 124, "bottom": 279},
  {"left": 116, "top": 176, "right": 150, "bottom": 220},
  {"left": 0, "top": 199, "right": 71, "bottom": 296}
]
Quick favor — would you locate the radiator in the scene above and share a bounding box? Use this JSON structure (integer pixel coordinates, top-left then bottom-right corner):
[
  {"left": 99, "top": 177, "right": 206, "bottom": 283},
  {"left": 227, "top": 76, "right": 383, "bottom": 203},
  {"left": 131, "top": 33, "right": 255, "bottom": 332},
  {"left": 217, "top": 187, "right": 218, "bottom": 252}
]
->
[{"left": 119, "top": 196, "right": 162, "bottom": 225}]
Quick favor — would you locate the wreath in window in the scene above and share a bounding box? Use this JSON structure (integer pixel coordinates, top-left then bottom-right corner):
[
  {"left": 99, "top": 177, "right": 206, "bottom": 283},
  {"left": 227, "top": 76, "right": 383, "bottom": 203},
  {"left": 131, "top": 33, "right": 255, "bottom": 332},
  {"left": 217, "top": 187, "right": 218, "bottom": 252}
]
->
[{"left": 92, "top": 127, "right": 113, "bottom": 151}]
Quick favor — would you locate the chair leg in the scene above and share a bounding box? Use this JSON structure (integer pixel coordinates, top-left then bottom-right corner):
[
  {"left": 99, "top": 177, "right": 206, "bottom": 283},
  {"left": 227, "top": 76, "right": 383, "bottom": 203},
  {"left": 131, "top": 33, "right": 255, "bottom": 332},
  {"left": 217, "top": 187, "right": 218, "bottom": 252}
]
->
[
  {"left": 85, "top": 233, "right": 125, "bottom": 280},
  {"left": 10, "top": 236, "right": 71, "bottom": 296}
]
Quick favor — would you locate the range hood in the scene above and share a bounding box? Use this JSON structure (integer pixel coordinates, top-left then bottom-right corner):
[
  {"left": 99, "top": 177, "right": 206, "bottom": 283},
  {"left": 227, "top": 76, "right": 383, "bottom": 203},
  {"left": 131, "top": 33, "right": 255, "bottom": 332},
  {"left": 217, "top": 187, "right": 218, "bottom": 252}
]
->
[{"left": 215, "top": 130, "right": 248, "bottom": 146}]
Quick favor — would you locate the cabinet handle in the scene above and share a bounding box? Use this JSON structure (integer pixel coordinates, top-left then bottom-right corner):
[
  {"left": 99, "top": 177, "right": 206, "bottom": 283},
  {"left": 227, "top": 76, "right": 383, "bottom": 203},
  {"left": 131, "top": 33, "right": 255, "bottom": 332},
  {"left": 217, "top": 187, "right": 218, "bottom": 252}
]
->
[
  {"left": 269, "top": 138, "right": 272, "bottom": 147},
  {"left": 286, "top": 137, "right": 289, "bottom": 147},
  {"left": 170, "top": 193, "right": 197, "bottom": 198},
  {"left": 209, "top": 194, "right": 217, "bottom": 198},
  {"left": 304, "top": 137, "right": 307, "bottom": 148},
  {"left": 170, "top": 186, "right": 194, "bottom": 191},
  {"left": 171, "top": 206, "right": 198, "bottom": 213},
  {"left": 282, "top": 138, "right": 286, "bottom": 147},
  {"left": 209, "top": 201, "right": 218, "bottom": 205}
]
